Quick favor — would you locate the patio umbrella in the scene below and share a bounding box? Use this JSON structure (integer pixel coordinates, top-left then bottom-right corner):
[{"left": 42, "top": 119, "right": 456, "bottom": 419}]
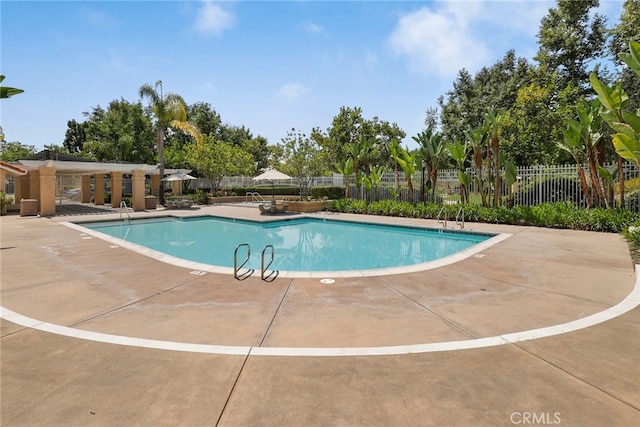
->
[
  {"left": 162, "top": 171, "right": 196, "bottom": 196},
  {"left": 252, "top": 168, "right": 292, "bottom": 182},
  {"left": 162, "top": 171, "right": 196, "bottom": 182},
  {"left": 252, "top": 168, "right": 292, "bottom": 199}
]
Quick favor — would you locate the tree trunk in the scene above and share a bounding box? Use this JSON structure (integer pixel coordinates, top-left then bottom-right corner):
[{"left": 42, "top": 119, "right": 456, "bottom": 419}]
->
[
  {"left": 618, "top": 156, "right": 625, "bottom": 209},
  {"left": 577, "top": 165, "right": 592, "bottom": 208},
  {"left": 158, "top": 128, "right": 165, "bottom": 206},
  {"left": 492, "top": 137, "right": 500, "bottom": 208},
  {"left": 430, "top": 170, "right": 438, "bottom": 202},
  {"left": 407, "top": 177, "right": 414, "bottom": 203},
  {"left": 585, "top": 142, "right": 608, "bottom": 208},
  {"left": 473, "top": 148, "right": 487, "bottom": 207}
]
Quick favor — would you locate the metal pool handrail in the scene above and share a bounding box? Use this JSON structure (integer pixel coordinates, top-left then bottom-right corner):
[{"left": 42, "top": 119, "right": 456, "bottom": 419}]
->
[
  {"left": 119, "top": 201, "right": 131, "bottom": 224},
  {"left": 456, "top": 207, "right": 465, "bottom": 229},
  {"left": 437, "top": 206, "right": 447, "bottom": 229},
  {"left": 245, "top": 192, "right": 265, "bottom": 203},
  {"left": 234, "top": 243, "right": 254, "bottom": 280},
  {"left": 261, "top": 244, "right": 278, "bottom": 282},
  {"left": 234, "top": 243, "right": 278, "bottom": 281}
]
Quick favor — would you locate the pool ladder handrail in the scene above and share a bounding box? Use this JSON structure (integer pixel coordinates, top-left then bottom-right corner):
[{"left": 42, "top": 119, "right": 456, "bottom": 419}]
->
[
  {"left": 233, "top": 243, "right": 278, "bottom": 281},
  {"left": 261, "top": 244, "right": 278, "bottom": 282},
  {"left": 437, "top": 206, "right": 447, "bottom": 229},
  {"left": 456, "top": 207, "right": 465, "bottom": 229},
  {"left": 234, "top": 243, "right": 254, "bottom": 280},
  {"left": 119, "top": 201, "right": 131, "bottom": 224},
  {"left": 245, "top": 192, "right": 265, "bottom": 203}
]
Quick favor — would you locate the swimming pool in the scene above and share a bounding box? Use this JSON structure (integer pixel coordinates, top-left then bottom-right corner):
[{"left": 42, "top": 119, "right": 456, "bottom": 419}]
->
[{"left": 75, "top": 215, "right": 501, "bottom": 277}]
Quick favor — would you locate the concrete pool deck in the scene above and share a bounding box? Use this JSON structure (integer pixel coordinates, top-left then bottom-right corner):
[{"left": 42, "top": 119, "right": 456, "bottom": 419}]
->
[{"left": 1, "top": 204, "right": 639, "bottom": 426}]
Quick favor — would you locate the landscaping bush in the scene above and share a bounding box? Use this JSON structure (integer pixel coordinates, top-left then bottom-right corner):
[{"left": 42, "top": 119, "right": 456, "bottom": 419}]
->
[
  {"left": 310, "top": 186, "right": 344, "bottom": 200},
  {"left": 183, "top": 189, "right": 209, "bottom": 204},
  {"left": 326, "top": 199, "right": 638, "bottom": 233},
  {"left": 0, "top": 192, "right": 12, "bottom": 215}
]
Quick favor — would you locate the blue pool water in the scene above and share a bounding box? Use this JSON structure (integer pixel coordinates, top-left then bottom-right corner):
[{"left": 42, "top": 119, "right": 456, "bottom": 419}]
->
[{"left": 81, "top": 216, "right": 493, "bottom": 272}]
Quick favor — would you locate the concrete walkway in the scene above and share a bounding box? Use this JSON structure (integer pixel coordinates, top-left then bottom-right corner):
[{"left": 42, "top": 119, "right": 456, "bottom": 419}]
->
[{"left": 1, "top": 204, "right": 638, "bottom": 426}]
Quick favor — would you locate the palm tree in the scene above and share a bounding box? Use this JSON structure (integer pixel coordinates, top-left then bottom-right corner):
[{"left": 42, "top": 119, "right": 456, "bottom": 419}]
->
[
  {"left": 346, "top": 141, "right": 362, "bottom": 199},
  {"left": 413, "top": 128, "right": 447, "bottom": 203},
  {"left": 335, "top": 158, "right": 354, "bottom": 198},
  {"left": 393, "top": 145, "right": 418, "bottom": 203},
  {"left": 139, "top": 81, "right": 202, "bottom": 205},
  {"left": 558, "top": 121, "right": 592, "bottom": 207},
  {"left": 388, "top": 138, "right": 402, "bottom": 195},
  {"left": 448, "top": 140, "right": 472, "bottom": 204},
  {"left": 484, "top": 110, "right": 504, "bottom": 207},
  {"left": 465, "top": 126, "right": 489, "bottom": 207},
  {"left": 0, "top": 75, "right": 24, "bottom": 99},
  {"left": 367, "top": 166, "right": 386, "bottom": 202}
]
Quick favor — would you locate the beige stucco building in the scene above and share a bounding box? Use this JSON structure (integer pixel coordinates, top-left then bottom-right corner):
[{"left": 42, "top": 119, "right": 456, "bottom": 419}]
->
[{"left": 1, "top": 152, "right": 189, "bottom": 216}]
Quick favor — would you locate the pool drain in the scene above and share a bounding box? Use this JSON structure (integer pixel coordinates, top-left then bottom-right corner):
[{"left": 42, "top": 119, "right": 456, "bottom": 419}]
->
[{"left": 320, "top": 278, "right": 335, "bottom": 284}]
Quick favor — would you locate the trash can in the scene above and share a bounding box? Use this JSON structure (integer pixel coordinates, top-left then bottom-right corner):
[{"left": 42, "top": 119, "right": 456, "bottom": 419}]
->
[
  {"left": 20, "top": 199, "right": 38, "bottom": 217},
  {"left": 145, "top": 196, "right": 157, "bottom": 210}
]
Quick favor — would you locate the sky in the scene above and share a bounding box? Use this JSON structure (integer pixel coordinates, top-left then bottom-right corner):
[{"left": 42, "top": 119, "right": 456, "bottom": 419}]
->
[{"left": 0, "top": 0, "right": 624, "bottom": 153}]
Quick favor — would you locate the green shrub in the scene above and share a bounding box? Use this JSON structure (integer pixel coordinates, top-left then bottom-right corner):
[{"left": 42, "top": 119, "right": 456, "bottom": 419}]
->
[
  {"left": 0, "top": 192, "right": 11, "bottom": 215},
  {"left": 184, "top": 189, "right": 209, "bottom": 204},
  {"left": 310, "top": 186, "right": 344, "bottom": 200},
  {"left": 326, "top": 199, "right": 638, "bottom": 233}
]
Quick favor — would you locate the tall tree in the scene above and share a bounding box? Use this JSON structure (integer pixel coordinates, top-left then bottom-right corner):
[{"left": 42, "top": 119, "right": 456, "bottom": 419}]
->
[
  {"left": 318, "top": 106, "right": 405, "bottom": 173},
  {"left": 608, "top": 0, "right": 640, "bottom": 62},
  {"left": 447, "top": 140, "right": 472, "bottom": 204},
  {"left": 465, "top": 125, "right": 489, "bottom": 206},
  {"left": 413, "top": 128, "right": 447, "bottom": 202},
  {"left": 187, "top": 134, "right": 253, "bottom": 192},
  {"left": 0, "top": 141, "right": 35, "bottom": 161},
  {"left": 334, "top": 158, "right": 354, "bottom": 199},
  {"left": 63, "top": 119, "right": 87, "bottom": 154},
  {"left": 273, "top": 128, "right": 326, "bottom": 199},
  {"left": 81, "top": 99, "right": 155, "bottom": 163},
  {"left": 439, "top": 52, "right": 533, "bottom": 147},
  {"left": 500, "top": 73, "right": 577, "bottom": 165},
  {"left": 608, "top": 0, "right": 640, "bottom": 113},
  {"left": 139, "top": 81, "right": 202, "bottom": 205},
  {"left": 392, "top": 145, "right": 418, "bottom": 203},
  {"left": 484, "top": 110, "right": 505, "bottom": 207},
  {"left": 165, "top": 101, "right": 222, "bottom": 168},
  {"left": 535, "top": 0, "right": 607, "bottom": 94}
]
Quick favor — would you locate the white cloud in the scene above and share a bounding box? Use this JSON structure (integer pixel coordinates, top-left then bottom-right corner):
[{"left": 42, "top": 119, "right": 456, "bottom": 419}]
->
[
  {"left": 388, "top": 3, "right": 490, "bottom": 78},
  {"left": 193, "top": 1, "right": 235, "bottom": 36},
  {"left": 304, "top": 20, "right": 324, "bottom": 34},
  {"left": 276, "top": 82, "right": 309, "bottom": 102}
]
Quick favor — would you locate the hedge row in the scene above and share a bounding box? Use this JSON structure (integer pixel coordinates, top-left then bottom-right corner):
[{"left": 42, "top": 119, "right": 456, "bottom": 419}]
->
[{"left": 326, "top": 199, "right": 639, "bottom": 233}]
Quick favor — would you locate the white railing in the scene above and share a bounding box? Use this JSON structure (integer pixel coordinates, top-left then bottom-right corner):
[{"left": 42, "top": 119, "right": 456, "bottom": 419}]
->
[{"left": 207, "top": 163, "right": 639, "bottom": 210}]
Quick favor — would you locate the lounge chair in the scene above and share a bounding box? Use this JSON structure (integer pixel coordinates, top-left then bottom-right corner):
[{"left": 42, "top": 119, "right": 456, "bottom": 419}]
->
[{"left": 258, "top": 200, "right": 288, "bottom": 214}]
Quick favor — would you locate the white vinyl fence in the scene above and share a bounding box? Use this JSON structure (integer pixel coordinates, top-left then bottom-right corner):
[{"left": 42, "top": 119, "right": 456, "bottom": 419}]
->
[{"left": 213, "top": 163, "right": 639, "bottom": 211}]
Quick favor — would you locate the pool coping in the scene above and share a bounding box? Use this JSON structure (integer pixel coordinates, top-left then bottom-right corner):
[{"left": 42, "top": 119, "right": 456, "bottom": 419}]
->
[{"left": 61, "top": 213, "right": 512, "bottom": 279}]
